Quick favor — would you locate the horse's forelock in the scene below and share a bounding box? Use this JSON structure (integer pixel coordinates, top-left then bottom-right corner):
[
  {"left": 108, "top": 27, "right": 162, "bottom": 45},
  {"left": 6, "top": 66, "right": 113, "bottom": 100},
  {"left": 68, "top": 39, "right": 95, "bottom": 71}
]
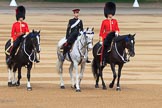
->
[
  {"left": 125, "top": 36, "right": 129, "bottom": 42},
  {"left": 28, "top": 31, "right": 40, "bottom": 38}
]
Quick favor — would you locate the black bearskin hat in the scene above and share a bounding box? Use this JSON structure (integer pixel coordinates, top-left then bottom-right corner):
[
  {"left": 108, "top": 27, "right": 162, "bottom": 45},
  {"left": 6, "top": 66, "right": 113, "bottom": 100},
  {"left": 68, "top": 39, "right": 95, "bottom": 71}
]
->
[
  {"left": 16, "top": 5, "right": 26, "bottom": 21},
  {"left": 104, "top": 2, "right": 116, "bottom": 18}
]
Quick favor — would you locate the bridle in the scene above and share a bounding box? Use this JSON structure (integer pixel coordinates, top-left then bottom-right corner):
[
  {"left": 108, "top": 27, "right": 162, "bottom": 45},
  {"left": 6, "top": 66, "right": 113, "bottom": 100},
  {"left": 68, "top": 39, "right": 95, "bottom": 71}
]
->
[
  {"left": 78, "top": 31, "right": 94, "bottom": 57},
  {"left": 114, "top": 36, "right": 134, "bottom": 63},
  {"left": 23, "top": 33, "right": 40, "bottom": 63}
]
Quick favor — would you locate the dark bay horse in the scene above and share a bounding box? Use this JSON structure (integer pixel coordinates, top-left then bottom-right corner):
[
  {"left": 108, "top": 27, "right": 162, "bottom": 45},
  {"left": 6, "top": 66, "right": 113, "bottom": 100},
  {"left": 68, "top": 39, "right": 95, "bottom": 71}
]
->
[
  {"left": 92, "top": 32, "right": 135, "bottom": 91},
  {"left": 5, "top": 30, "right": 41, "bottom": 91}
]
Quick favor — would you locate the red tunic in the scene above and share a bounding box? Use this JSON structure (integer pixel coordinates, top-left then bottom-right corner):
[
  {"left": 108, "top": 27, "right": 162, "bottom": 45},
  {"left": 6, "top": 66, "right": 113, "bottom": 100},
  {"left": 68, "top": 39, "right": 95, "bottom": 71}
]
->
[
  {"left": 99, "top": 19, "right": 119, "bottom": 41},
  {"left": 11, "top": 21, "right": 29, "bottom": 41}
]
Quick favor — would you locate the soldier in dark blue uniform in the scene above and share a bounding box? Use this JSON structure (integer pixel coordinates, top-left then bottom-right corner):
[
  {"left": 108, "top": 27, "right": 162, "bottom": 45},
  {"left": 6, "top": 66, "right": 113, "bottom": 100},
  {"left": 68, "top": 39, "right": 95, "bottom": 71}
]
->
[
  {"left": 63, "top": 9, "right": 90, "bottom": 63},
  {"left": 65, "top": 9, "right": 83, "bottom": 45}
]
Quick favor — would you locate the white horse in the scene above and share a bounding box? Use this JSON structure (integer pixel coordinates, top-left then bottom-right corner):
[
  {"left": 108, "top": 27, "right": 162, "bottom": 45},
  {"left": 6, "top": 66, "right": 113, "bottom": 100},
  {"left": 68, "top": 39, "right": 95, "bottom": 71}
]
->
[{"left": 56, "top": 28, "right": 94, "bottom": 92}]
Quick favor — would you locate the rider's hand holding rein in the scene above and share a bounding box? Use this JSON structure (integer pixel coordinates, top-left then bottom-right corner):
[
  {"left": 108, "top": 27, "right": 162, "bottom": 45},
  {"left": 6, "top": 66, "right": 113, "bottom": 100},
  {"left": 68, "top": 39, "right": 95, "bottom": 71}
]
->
[
  {"left": 115, "top": 31, "right": 119, "bottom": 37},
  {"left": 23, "top": 32, "right": 29, "bottom": 38},
  {"left": 11, "top": 38, "right": 13, "bottom": 46}
]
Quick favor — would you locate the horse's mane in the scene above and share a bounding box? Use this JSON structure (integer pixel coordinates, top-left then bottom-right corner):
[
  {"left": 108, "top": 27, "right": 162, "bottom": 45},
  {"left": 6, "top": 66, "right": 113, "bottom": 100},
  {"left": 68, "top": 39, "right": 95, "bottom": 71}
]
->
[
  {"left": 28, "top": 32, "right": 35, "bottom": 37},
  {"left": 76, "top": 35, "right": 82, "bottom": 41},
  {"left": 105, "top": 31, "right": 131, "bottom": 42},
  {"left": 107, "top": 31, "right": 115, "bottom": 38},
  {"left": 26, "top": 31, "right": 38, "bottom": 39},
  {"left": 115, "top": 34, "right": 130, "bottom": 42}
]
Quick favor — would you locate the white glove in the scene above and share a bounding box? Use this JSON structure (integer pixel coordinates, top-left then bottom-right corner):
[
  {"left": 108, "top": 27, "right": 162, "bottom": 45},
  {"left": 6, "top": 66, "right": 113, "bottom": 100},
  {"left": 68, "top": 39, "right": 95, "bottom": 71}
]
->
[
  {"left": 10, "top": 38, "right": 13, "bottom": 46},
  {"left": 23, "top": 34, "right": 28, "bottom": 38},
  {"left": 80, "top": 31, "right": 83, "bottom": 35},
  {"left": 11, "top": 41, "right": 13, "bottom": 46},
  {"left": 115, "top": 32, "right": 119, "bottom": 37},
  {"left": 99, "top": 41, "right": 103, "bottom": 45}
]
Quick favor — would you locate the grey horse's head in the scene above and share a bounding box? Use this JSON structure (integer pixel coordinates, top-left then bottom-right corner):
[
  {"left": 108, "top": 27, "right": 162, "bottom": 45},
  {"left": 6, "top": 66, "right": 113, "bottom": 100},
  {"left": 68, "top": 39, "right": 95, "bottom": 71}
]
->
[{"left": 83, "top": 27, "right": 94, "bottom": 51}]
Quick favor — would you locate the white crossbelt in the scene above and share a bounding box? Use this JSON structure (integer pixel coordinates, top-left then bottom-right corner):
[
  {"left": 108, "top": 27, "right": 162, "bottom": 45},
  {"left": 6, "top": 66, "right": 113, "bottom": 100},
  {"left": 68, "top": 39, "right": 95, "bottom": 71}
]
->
[{"left": 71, "top": 19, "right": 80, "bottom": 29}]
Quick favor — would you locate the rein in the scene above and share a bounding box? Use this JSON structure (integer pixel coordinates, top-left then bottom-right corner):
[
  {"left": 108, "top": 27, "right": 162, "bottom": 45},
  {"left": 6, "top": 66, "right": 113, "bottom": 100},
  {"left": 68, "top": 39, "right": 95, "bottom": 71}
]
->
[
  {"left": 23, "top": 38, "right": 37, "bottom": 63},
  {"left": 78, "top": 34, "right": 89, "bottom": 57},
  {"left": 80, "top": 34, "right": 90, "bottom": 50},
  {"left": 114, "top": 43, "right": 129, "bottom": 63}
]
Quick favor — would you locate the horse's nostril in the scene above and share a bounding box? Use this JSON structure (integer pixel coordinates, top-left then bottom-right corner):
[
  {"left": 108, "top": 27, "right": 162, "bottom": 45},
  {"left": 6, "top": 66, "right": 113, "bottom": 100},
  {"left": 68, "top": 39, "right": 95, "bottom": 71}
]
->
[{"left": 130, "top": 53, "right": 135, "bottom": 57}]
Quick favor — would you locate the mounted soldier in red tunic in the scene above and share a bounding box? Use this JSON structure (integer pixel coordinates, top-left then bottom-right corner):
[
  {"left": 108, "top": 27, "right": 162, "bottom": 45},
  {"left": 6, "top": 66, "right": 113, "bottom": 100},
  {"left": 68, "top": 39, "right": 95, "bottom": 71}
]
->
[
  {"left": 6, "top": 5, "right": 39, "bottom": 64},
  {"left": 99, "top": 2, "right": 120, "bottom": 66}
]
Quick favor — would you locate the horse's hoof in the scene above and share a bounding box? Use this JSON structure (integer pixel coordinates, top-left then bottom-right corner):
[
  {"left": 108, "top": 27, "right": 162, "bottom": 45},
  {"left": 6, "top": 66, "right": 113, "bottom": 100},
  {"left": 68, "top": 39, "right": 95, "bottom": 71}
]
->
[
  {"left": 95, "top": 85, "right": 99, "bottom": 88},
  {"left": 16, "top": 82, "right": 20, "bottom": 86},
  {"left": 103, "top": 86, "right": 107, "bottom": 90},
  {"left": 74, "top": 84, "right": 76, "bottom": 89},
  {"left": 76, "top": 89, "right": 81, "bottom": 92},
  {"left": 12, "top": 82, "right": 16, "bottom": 86},
  {"left": 109, "top": 83, "right": 114, "bottom": 88},
  {"left": 116, "top": 87, "right": 121, "bottom": 91},
  {"left": 8, "top": 82, "right": 12, "bottom": 87},
  {"left": 27, "top": 87, "right": 32, "bottom": 91},
  {"left": 60, "top": 86, "right": 65, "bottom": 89}
]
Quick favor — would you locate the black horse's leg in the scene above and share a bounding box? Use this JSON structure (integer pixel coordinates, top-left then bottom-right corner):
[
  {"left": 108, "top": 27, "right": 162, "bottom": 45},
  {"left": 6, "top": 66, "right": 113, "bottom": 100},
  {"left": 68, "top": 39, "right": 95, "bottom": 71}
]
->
[
  {"left": 95, "top": 68, "right": 100, "bottom": 88},
  {"left": 116, "top": 64, "right": 123, "bottom": 91},
  {"left": 27, "top": 64, "right": 32, "bottom": 91},
  {"left": 16, "top": 67, "right": 22, "bottom": 86},
  {"left": 12, "top": 65, "right": 17, "bottom": 86},
  {"left": 109, "top": 63, "right": 116, "bottom": 88},
  {"left": 100, "top": 67, "right": 107, "bottom": 90}
]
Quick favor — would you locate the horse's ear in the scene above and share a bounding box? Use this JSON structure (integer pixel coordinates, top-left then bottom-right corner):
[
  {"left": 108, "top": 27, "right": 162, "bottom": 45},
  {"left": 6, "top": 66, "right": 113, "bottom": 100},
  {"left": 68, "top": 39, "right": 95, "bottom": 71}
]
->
[
  {"left": 38, "top": 30, "right": 41, "bottom": 34},
  {"left": 132, "top": 33, "right": 136, "bottom": 37},
  {"left": 87, "top": 27, "right": 89, "bottom": 31},
  {"left": 92, "top": 27, "right": 94, "bottom": 31},
  {"left": 32, "top": 29, "right": 34, "bottom": 33}
]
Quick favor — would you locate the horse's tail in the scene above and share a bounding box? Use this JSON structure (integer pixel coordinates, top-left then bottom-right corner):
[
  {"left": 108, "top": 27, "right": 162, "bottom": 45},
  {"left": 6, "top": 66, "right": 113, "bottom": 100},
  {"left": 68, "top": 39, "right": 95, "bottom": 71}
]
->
[
  {"left": 91, "top": 42, "right": 101, "bottom": 79},
  {"left": 91, "top": 58, "right": 98, "bottom": 79},
  {"left": 56, "top": 46, "right": 63, "bottom": 74}
]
